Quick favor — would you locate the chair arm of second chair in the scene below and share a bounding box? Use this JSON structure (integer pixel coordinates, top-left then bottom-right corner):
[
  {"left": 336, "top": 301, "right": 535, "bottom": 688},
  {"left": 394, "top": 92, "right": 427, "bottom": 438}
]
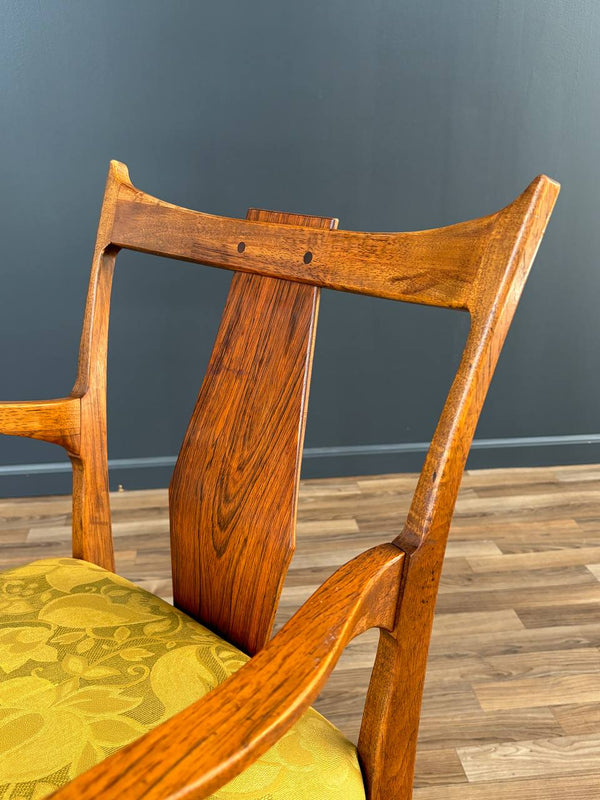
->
[{"left": 49, "top": 542, "right": 405, "bottom": 800}]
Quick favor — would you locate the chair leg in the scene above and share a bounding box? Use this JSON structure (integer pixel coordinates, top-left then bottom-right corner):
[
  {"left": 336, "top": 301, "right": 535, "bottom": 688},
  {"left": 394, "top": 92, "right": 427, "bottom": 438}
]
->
[{"left": 358, "top": 553, "right": 438, "bottom": 800}]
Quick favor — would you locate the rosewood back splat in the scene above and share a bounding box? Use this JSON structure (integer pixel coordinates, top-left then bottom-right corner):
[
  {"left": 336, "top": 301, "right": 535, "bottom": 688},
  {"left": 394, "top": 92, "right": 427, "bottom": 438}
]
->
[{"left": 170, "top": 209, "right": 337, "bottom": 655}]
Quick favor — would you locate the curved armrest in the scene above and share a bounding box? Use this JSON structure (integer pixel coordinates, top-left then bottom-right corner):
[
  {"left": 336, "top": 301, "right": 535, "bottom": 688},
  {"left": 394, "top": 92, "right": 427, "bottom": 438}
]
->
[
  {"left": 50, "top": 543, "right": 404, "bottom": 800},
  {"left": 0, "top": 397, "right": 80, "bottom": 452}
]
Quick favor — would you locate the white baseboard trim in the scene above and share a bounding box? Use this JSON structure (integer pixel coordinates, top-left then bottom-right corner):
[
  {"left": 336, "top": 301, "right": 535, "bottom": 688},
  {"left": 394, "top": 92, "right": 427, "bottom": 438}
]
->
[{"left": 1, "top": 433, "right": 600, "bottom": 477}]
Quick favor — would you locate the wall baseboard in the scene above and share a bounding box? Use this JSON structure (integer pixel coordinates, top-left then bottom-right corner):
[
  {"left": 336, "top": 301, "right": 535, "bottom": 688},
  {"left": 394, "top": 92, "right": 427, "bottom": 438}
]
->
[
  {"left": 303, "top": 433, "right": 600, "bottom": 459},
  {"left": 2, "top": 433, "right": 600, "bottom": 476},
  {"left": 1, "top": 433, "right": 600, "bottom": 496}
]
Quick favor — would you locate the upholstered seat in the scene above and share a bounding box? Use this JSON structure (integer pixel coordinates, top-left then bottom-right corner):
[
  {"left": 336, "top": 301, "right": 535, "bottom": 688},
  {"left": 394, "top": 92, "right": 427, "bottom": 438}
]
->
[{"left": 0, "top": 558, "right": 365, "bottom": 800}]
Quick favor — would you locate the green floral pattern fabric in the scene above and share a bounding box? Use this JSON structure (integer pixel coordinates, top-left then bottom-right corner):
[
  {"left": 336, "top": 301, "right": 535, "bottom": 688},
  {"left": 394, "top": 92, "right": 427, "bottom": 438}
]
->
[{"left": 0, "top": 558, "right": 365, "bottom": 800}]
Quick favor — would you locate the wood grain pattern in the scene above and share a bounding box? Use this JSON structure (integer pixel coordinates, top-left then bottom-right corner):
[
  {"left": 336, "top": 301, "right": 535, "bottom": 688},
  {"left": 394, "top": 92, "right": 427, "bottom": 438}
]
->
[
  {"left": 586, "top": 563, "right": 600, "bottom": 580},
  {"left": 169, "top": 208, "right": 336, "bottom": 654},
  {"left": 0, "top": 397, "right": 80, "bottom": 451},
  {"left": 414, "top": 774, "right": 600, "bottom": 800},
  {"left": 0, "top": 161, "right": 559, "bottom": 798},
  {"left": 432, "top": 609, "right": 525, "bottom": 637},
  {"left": 458, "top": 732, "right": 600, "bottom": 782},
  {"left": 68, "top": 167, "right": 126, "bottom": 571},
  {"left": 552, "top": 703, "right": 600, "bottom": 736},
  {"left": 475, "top": 674, "right": 600, "bottom": 711},
  {"left": 468, "top": 546, "right": 600, "bottom": 572},
  {"left": 110, "top": 180, "right": 494, "bottom": 310},
  {"left": 358, "top": 175, "right": 560, "bottom": 800}
]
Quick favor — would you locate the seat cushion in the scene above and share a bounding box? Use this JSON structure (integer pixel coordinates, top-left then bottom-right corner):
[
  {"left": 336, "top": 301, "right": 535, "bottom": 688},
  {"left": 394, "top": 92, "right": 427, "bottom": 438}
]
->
[{"left": 0, "top": 558, "right": 365, "bottom": 800}]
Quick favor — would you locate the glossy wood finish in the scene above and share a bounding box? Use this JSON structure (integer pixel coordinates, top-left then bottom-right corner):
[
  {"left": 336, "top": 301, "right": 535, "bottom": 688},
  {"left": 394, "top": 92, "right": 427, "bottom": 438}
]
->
[
  {"left": 170, "top": 208, "right": 337, "bottom": 654},
  {"left": 0, "top": 162, "right": 559, "bottom": 798},
  {"left": 110, "top": 166, "right": 494, "bottom": 310},
  {"left": 3, "top": 465, "right": 600, "bottom": 798},
  {"left": 359, "top": 176, "right": 560, "bottom": 799},
  {"left": 67, "top": 166, "right": 127, "bottom": 571},
  {"left": 0, "top": 397, "right": 80, "bottom": 451}
]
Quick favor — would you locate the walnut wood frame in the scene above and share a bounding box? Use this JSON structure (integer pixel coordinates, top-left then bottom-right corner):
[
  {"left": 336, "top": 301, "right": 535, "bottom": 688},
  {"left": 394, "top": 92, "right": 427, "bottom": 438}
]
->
[{"left": 0, "top": 162, "right": 559, "bottom": 799}]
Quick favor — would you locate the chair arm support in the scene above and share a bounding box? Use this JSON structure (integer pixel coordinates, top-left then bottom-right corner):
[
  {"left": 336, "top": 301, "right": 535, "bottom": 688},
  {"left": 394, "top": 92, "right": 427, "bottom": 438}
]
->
[
  {"left": 50, "top": 543, "right": 405, "bottom": 800},
  {"left": 0, "top": 397, "right": 80, "bottom": 452}
]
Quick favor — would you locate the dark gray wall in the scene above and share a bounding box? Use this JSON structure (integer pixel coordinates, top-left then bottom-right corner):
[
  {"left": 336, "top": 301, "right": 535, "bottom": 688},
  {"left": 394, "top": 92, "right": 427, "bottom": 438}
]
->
[{"left": 1, "top": 0, "right": 599, "bottom": 496}]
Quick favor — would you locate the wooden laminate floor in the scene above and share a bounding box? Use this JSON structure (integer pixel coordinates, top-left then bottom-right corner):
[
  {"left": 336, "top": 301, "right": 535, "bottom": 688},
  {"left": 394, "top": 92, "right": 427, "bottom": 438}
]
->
[{"left": 1, "top": 463, "right": 600, "bottom": 797}]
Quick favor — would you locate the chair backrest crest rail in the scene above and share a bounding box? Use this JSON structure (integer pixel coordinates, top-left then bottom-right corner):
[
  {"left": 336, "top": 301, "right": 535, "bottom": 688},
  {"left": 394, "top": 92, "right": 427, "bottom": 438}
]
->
[{"left": 108, "top": 163, "right": 499, "bottom": 311}]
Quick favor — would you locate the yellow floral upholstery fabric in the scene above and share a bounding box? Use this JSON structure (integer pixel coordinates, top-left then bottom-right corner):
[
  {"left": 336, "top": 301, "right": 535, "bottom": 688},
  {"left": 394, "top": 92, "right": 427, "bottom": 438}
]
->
[{"left": 0, "top": 558, "right": 365, "bottom": 800}]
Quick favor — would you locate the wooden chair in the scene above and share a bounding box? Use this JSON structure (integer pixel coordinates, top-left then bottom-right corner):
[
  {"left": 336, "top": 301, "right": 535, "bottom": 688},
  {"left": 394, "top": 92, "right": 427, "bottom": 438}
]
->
[{"left": 0, "top": 162, "right": 558, "bottom": 799}]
